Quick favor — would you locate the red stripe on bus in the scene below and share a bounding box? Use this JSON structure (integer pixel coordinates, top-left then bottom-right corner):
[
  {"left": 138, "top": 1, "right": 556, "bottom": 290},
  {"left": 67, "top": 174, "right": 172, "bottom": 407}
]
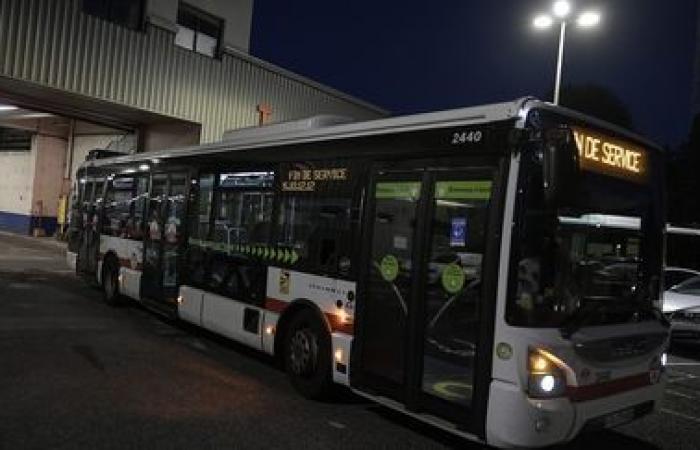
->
[
  {"left": 98, "top": 253, "right": 142, "bottom": 271},
  {"left": 264, "top": 297, "right": 355, "bottom": 335},
  {"left": 567, "top": 373, "right": 653, "bottom": 402},
  {"left": 265, "top": 297, "right": 288, "bottom": 313}
]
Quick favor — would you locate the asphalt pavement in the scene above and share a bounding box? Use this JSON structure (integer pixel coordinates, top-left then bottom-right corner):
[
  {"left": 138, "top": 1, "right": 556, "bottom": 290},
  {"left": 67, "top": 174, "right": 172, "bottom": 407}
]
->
[{"left": 1, "top": 232, "right": 700, "bottom": 450}]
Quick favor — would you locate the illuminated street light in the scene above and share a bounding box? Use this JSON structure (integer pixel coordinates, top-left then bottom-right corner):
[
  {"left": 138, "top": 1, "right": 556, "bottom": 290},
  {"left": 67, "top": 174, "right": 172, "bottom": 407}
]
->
[
  {"left": 534, "top": 15, "right": 554, "bottom": 29},
  {"left": 577, "top": 11, "right": 601, "bottom": 28},
  {"left": 552, "top": 1, "right": 571, "bottom": 18},
  {"left": 532, "top": 2, "right": 602, "bottom": 105}
]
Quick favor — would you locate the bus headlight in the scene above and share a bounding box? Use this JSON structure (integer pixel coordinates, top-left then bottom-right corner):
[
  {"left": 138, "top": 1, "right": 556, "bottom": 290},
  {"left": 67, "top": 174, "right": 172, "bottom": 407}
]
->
[{"left": 528, "top": 348, "right": 568, "bottom": 399}]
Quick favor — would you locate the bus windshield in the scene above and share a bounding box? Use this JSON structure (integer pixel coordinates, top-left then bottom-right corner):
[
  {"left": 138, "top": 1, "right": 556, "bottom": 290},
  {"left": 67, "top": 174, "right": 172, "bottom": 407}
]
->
[{"left": 507, "top": 138, "right": 662, "bottom": 329}]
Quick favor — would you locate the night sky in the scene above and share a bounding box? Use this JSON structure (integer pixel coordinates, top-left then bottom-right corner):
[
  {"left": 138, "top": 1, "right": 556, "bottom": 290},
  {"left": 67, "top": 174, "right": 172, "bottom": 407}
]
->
[{"left": 251, "top": 1, "right": 698, "bottom": 149}]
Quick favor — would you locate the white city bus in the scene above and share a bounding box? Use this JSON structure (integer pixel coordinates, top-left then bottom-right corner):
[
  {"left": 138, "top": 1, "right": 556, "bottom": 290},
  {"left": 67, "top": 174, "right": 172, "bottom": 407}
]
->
[{"left": 66, "top": 98, "right": 669, "bottom": 448}]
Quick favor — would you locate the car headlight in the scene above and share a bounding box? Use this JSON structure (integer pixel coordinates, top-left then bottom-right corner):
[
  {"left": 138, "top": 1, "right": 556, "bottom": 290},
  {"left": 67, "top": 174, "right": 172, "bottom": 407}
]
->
[{"left": 528, "top": 348, "right": 568, "bottom": 399}]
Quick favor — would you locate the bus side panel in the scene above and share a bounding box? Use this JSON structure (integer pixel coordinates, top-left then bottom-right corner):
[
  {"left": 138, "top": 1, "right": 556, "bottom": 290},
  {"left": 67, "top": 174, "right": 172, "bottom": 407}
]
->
[
  {"left": 99, "top": 235, "right": 144, "bottom": 299},
  {"left": 119, "top": 268, "right": 141, "bottom": 300},
  {"left": 265, "top": 266, "right": 356, "bottom": 331},
  {"left": 200, "top": 290, "right": 264, "bottom": 351}
]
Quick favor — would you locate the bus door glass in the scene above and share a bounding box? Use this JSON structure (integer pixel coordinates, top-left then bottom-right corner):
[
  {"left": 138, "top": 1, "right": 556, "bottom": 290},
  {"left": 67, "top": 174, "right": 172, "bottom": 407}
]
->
[
  {"left": 77, "top": 178, "right": 103, "bottom": 276},
  {"left": 142, "top": 174, "right": 167, "bottom": 300},
  {"left": 356, "top": 167, "right": 496, "bottom": 429},
  {"left": 142, "top": 172, "right": 188, "bottom": 302}
]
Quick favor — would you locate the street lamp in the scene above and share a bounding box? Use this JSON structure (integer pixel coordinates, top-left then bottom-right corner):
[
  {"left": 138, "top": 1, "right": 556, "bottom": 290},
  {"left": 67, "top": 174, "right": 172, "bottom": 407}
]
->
[{"left": 533, "top": 1, "right": 601, "bottom": 105}]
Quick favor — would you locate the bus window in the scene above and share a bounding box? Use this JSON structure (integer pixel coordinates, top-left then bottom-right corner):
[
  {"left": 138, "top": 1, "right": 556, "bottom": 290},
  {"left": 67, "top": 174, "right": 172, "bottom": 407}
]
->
[
  {"left": 194, "top": 171, "right": 274, "bottom": 305},
  {"left": 277, "top": 195, "right": 353, "bottom": 276},
  {"left": 189, "top": 173, "right": 214, "bottom": 242},
  {"left": 130, "top": 176, "right": 148, "bottom": 240},
  {"left": 102, "top": 177, "right": 135, "bottom": 237},
  {"left": 212, "top": 172, "right": 274, "bottom": 246},
  {"left": 67, "top": 178, "right": 85, "bottom": 253},
  {"left": 163, "top": 173, "right": 187, "bottom": 287}
]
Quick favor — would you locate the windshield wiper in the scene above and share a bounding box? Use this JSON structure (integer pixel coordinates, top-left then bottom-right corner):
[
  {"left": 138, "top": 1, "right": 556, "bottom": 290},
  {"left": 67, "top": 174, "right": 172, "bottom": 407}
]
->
[
  {"left": 559, "top": 297, "right": 612, "bottom": 339},
  {"left": 560, "top": 297, "right": 669, "bottom": 339}
]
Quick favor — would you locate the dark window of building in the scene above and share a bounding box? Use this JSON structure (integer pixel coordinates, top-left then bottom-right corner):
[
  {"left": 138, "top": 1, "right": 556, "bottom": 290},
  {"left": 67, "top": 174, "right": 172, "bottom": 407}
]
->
[
  {"left": 0, "top": 127, "right": 32, "bottom": 152},
  {"left": 175, "top": 3, "right": 223, "bottom": 57},
  {"left": 82, "top": 0, "right": 145, "bottom": 30}
]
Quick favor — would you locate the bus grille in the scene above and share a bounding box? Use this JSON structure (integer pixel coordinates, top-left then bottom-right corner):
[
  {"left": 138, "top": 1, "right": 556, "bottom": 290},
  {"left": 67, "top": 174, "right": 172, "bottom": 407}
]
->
[{"left": 573, "top": 333, "right": 667, "bottom": 362}]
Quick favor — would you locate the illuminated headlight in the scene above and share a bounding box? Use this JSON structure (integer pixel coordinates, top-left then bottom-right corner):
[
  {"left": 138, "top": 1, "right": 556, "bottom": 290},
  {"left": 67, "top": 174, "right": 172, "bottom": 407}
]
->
[
  {"left": 661, "top": 352, "right": 668, "bottom": 367},
  {"left": 528, "top": 348, "right": 568, "bottom": 399}
]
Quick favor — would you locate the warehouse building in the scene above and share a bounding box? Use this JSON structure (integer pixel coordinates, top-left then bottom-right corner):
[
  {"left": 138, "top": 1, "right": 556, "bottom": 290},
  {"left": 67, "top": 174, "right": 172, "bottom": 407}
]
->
[{"left": 0, "top": 0, "right": 385, "bottom": 235}]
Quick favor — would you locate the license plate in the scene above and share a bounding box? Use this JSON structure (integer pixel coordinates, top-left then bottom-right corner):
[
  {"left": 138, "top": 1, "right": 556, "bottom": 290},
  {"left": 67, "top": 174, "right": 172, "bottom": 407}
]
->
[{"left": 604, "top": 407, "right": 635, "bottom": 428}]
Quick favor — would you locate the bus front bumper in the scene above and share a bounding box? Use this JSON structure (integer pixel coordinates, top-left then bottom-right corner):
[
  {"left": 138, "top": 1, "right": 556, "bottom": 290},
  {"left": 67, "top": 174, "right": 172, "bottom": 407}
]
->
[
  {"left": 66, "top": 251, "right": 77, "bottom": 272},
  {"left": 486, "top": 376, "right": 665, "bottom": 448}
]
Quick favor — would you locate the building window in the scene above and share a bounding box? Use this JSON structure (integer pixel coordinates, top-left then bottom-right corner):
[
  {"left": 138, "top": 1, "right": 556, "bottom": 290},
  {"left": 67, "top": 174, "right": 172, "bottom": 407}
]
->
[
  {"left": 175, "top": 3, "right": 223, "bottom": 58},
  {"left": 0, "top": 127, "right": 32, "bottom": 152},
  {"left": 82, "top": 0, "right": 145, "bottom": 30}
]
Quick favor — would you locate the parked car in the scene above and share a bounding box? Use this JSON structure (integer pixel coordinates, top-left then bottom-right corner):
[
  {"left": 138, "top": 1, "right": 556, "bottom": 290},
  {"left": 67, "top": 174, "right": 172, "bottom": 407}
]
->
[
  {"left": 664, "top": 266, "right": 700, "bottom": 291},
  {"left": 663, "top": 268, "right": 700, "bottom": 344}
]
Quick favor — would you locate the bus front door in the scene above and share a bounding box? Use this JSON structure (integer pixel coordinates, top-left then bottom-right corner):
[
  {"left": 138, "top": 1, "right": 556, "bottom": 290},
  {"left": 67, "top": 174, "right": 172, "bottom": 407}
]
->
[
  {"left": 141, "top": 173, "right": 188, "bottom": 305},
  {"left": 77, "top": 179, "right": 103, "bottom": 278},
  {"left": 354, "top": 166, "right": 498, "bottom": 435}
]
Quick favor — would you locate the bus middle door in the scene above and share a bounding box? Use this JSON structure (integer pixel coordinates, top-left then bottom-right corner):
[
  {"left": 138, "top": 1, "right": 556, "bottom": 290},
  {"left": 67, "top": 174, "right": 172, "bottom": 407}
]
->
[{"left": 353, "top": 164, "right": 499, "bottom": 436}]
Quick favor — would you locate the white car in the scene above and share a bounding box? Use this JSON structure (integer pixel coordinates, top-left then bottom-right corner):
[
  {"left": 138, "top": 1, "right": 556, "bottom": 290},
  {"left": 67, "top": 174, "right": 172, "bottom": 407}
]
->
[{"left": 663, "top": 268, "right": 700, "bottom": 343}]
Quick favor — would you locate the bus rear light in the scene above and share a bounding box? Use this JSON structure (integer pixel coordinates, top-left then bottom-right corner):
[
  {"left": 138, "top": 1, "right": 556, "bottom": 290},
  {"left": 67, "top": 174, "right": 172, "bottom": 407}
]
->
[{"left": 528, "top": 348, "right": 568, "bottom": 399}]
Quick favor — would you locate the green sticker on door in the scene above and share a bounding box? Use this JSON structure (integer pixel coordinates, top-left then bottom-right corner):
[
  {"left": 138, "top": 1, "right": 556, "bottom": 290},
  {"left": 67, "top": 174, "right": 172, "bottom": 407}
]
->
[
  {"left": 379, "top": 254, "right": 400, "bottom": 282},
  {"left": 441, "top": 263, "right": 465, "bottom": 294}
]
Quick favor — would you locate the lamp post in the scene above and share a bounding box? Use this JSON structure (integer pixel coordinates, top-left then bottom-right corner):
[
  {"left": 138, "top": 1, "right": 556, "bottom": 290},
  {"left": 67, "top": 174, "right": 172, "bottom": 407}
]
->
[{"left": 533, "top": 1, "right": 601, "bottom": 105}]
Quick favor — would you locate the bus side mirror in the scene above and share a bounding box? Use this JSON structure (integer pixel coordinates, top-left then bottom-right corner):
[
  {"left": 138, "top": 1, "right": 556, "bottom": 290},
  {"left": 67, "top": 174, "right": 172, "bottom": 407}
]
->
[{"left": 543, "top": 128, "right": 579, "bottom": 209}]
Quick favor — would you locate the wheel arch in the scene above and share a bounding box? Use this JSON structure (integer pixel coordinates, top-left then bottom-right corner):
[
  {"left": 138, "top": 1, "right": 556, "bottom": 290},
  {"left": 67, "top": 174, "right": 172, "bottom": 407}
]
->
[
  {"left": 273, "top": 298, "right": 331, "bottom": 361},
  {"left": 100, "top": 250, "right": 120, "bottom": 286}
]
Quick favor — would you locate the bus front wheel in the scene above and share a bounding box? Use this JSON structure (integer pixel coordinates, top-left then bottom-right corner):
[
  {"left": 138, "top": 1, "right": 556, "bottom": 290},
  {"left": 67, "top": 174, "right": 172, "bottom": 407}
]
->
[
  {"left": 102, "top": 259, "right": 122, "bottom": 306},
  {"left": 284, "top": 309, "right": 333, "bottom": 400}
]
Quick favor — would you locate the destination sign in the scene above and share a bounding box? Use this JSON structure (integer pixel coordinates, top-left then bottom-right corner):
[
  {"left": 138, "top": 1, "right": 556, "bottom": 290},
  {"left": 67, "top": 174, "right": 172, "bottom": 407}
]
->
[
  {"left": 571, "top": 126, "right": 648, "bottom": 183},
  {"left": 280, "top": 162, "right": 351, "bottom": 193}
]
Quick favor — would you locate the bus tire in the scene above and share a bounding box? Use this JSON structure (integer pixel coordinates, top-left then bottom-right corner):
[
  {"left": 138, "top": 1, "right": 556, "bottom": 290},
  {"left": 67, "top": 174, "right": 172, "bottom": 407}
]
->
[
  {"left": 102, "top": 258, "right": 122, "bottom": 306},
  {"left": 284, "top": 308, "right": 333, "bottom": 400}
]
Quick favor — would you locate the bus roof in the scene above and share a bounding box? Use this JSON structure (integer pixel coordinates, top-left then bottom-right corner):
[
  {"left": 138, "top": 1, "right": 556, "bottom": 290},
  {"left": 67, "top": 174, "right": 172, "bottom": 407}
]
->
[{"left": 80, "top": 97, "right": 662, "bottom": 169}]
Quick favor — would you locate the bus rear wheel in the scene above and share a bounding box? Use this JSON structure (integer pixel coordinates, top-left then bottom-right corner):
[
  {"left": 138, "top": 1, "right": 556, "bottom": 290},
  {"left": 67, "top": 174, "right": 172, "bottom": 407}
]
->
[
  {"left": 284, "top": 309, "right": 333, "bottom": 400},
  {"left": 102, "top": 259, "right": 122, "bottom": 306}
]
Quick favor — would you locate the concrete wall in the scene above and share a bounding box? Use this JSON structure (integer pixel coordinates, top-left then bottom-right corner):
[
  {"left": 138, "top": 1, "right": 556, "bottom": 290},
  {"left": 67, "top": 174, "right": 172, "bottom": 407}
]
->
[
  {"left": 31, "top": 134, "right": 67, "bottom": 219},
  {"left": 147, "top": 0, "right": 253, "bottom": 53},
  {"left": 0, "top": 145, "right": 34, "bottom": 234},
  {"left": 0, "top": 150, "right": 33, "bottom": 216}
]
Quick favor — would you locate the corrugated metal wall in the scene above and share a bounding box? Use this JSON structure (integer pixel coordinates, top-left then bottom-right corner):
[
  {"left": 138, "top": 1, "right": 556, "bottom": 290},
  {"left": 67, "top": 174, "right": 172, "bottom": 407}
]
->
[{"left": 0, "top": 0, "right": 385, "bottom": 142}]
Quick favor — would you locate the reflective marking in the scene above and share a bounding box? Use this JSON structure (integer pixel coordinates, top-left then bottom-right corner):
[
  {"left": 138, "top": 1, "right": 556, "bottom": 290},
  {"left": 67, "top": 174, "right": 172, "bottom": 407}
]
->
[
  {"left": 666, "top": 389, "right": 696, "bottom": 399},
  {"left": 328, "top": 421, "right": 346, "bottom": 430},
  {"left": 432, "top": 381, "right": 473, "bottom": 400},
  {"left": 661, "top": 408, "right": 700, "bottom": 424}
]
